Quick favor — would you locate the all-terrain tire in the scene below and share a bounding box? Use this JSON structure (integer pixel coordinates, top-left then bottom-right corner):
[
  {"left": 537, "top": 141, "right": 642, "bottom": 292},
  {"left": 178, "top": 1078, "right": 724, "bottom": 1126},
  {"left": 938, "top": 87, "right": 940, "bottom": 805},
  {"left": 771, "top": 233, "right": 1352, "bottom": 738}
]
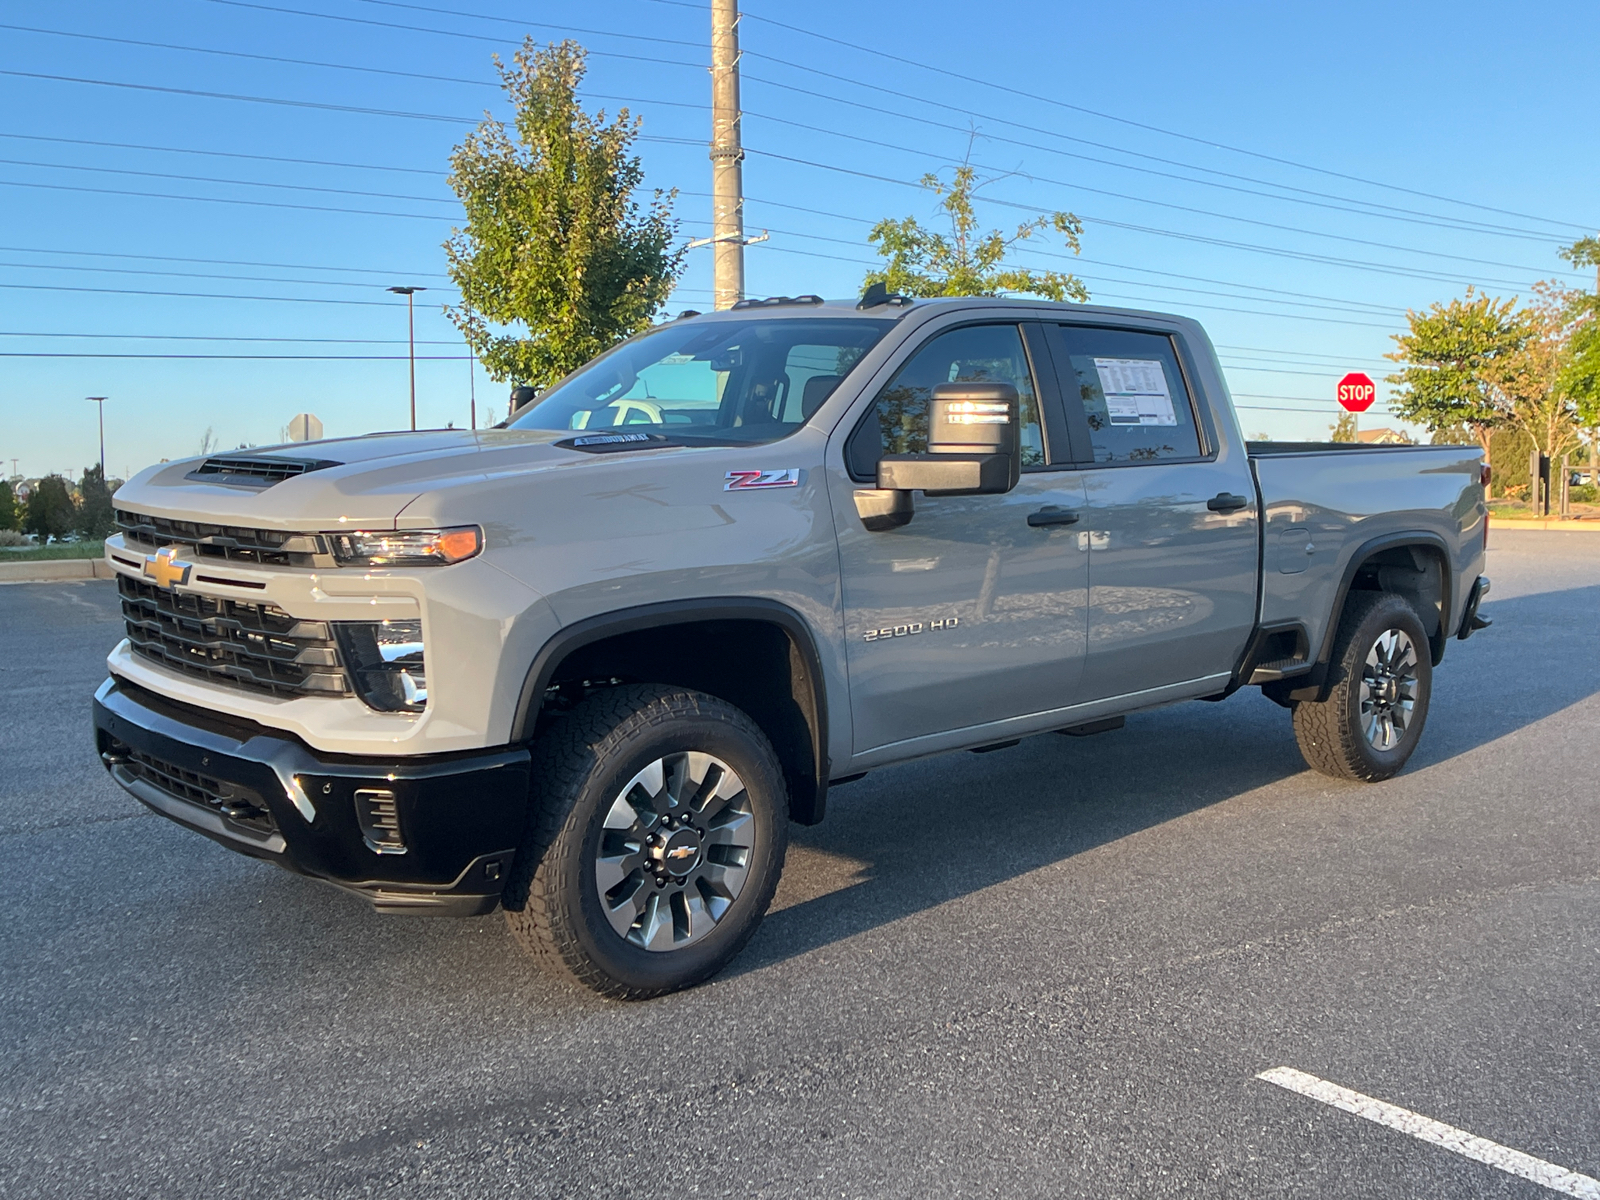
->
[
  {"left": 1292, "top": 590, "right": 1433, "bottom": 782},
  {"left": 502, "top": 684, "right": 789, "bottom": 1000}
]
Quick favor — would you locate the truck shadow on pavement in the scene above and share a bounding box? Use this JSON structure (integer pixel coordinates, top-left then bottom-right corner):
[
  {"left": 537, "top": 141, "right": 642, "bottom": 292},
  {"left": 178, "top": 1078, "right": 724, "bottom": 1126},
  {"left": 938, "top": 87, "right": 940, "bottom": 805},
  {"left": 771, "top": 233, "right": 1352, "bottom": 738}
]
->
[{"left": 728, "top": 584, "right": 1595, "bottom": 978}]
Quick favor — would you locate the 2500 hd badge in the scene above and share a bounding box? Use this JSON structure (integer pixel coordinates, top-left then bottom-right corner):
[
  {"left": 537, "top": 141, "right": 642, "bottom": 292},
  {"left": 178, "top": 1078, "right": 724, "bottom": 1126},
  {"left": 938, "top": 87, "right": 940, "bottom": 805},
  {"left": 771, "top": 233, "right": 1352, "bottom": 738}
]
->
[{"left": 862, "top": 617, "right": 960, "bottom": 642}]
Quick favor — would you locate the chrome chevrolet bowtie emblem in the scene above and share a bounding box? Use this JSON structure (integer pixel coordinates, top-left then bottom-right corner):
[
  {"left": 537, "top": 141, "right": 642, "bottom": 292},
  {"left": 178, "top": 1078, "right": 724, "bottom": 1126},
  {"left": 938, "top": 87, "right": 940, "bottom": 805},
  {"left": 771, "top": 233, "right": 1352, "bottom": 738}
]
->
[{"left": 143, "top": 547, "right": 192, "bottom": 590}]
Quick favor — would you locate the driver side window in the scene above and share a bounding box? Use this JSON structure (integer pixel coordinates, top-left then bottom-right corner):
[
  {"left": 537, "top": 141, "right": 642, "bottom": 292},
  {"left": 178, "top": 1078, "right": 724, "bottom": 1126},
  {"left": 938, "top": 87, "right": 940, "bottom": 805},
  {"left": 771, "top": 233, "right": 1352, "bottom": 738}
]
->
[{"left": 846, "top": 324, "right": 1043, "bottom": 479}]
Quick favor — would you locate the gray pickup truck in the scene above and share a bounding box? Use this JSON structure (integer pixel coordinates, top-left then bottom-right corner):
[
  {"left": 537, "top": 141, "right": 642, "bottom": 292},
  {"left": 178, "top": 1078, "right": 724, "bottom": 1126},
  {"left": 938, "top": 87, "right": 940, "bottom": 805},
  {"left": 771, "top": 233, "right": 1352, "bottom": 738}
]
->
[{"left": 92, "top": 293, "right": 1491, "bottom": 997}]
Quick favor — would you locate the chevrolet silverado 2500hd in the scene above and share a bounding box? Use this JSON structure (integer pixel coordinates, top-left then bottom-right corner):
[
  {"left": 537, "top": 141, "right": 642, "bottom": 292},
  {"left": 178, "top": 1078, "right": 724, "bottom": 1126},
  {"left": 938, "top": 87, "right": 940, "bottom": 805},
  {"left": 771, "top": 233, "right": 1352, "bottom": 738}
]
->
[{"left": 93, "top": 294, "right": 1491, "bottom": 998}]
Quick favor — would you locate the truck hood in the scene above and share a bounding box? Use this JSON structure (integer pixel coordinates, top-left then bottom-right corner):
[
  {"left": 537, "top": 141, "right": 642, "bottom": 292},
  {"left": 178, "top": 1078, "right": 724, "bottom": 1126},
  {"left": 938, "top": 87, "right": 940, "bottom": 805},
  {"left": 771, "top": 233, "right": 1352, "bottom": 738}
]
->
[{"left": 112, "top": 428, "right": 658, "bottom": 529}]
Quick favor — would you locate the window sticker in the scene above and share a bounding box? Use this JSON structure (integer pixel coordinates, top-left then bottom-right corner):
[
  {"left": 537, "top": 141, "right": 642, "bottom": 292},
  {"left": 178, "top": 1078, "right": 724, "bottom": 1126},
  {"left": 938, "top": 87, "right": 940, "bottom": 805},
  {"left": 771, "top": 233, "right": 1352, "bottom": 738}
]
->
[{"left": 1092, "top": 357, "right": 1177, "bottom": 427}]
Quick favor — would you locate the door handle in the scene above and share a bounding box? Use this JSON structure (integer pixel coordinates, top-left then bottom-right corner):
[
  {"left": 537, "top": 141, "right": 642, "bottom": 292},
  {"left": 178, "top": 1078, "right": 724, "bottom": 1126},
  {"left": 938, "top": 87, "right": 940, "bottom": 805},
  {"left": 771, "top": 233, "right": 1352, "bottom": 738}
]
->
[
  {"left": 1206, "top": 492, "right": 1250, "bottom": 513},
  {"left": 1027, "top": 506, "right": 1082, "bottom": 527}
]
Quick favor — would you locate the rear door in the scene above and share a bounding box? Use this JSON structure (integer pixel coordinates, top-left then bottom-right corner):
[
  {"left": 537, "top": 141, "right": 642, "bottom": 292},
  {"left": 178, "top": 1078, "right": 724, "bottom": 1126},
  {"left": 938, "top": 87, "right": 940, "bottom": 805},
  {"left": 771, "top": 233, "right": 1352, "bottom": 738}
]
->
[
  {"left": 829, "top": 320, "right": 1089, "bottom": 755},
  {"left": 1048, "top": 323, "right": 1259, "bottom": 700}
]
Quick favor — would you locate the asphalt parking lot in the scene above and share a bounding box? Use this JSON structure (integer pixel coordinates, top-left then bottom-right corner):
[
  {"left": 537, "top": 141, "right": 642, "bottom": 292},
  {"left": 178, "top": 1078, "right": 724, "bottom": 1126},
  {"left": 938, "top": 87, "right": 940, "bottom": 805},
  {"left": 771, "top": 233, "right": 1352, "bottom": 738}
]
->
[{"left": 2, "top": 528, "right": 1597, "bottom": 1198}]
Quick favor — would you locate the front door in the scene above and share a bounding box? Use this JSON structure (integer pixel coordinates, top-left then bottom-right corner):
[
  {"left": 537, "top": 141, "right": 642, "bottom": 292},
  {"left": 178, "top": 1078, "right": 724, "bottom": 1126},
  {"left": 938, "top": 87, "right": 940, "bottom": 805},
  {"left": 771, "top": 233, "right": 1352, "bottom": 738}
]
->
[
  {"left": 830, "top": 321, "right": 1090, "bottom": 756},
  {"left": 1048, "top": 323, "right": 1259, "bottom": 699}
]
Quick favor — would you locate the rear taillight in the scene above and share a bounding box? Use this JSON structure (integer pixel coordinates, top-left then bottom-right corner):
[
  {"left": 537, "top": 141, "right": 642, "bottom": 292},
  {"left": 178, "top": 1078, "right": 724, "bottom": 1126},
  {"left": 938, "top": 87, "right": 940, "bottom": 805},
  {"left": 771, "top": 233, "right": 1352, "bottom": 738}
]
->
[{"left": 1480, "top": 464, "right": 1491, "bottom": 552}]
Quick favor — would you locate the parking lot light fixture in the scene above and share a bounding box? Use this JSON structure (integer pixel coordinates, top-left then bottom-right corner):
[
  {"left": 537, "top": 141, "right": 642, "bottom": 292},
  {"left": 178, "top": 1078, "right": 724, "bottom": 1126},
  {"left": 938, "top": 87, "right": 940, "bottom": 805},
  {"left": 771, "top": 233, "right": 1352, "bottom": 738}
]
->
[
  {"left": 87, "top": 396, "right": 108, "bottom": 478},
  {"left": 387, "top": 287, "right": 427, "bottom": 431}
]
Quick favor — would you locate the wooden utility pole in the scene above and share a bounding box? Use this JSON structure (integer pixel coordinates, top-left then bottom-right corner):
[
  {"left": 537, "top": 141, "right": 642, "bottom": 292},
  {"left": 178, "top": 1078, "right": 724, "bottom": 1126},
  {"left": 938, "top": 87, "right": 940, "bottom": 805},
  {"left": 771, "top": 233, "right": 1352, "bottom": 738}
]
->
[{"left": 710, "top": 0, "right": 745, "bottom": 310}]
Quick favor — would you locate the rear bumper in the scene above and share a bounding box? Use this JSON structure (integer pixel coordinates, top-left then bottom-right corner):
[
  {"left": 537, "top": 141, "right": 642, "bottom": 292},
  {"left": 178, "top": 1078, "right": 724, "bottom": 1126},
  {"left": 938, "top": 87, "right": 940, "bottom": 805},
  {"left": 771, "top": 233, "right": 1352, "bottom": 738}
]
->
[
  {"left": 1456, "top": 575, "right": 1492, "bottom": 639},
  {"left": 92, "top": 675, "right": 531, "bottom": 915}
]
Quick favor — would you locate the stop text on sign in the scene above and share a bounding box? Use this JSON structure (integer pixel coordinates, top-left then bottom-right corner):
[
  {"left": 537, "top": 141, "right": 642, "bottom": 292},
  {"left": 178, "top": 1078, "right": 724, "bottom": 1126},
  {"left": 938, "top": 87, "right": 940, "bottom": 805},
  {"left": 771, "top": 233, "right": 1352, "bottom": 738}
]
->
[{"left": 1338, "top": 372, "right": 1376, "bottom": 413}]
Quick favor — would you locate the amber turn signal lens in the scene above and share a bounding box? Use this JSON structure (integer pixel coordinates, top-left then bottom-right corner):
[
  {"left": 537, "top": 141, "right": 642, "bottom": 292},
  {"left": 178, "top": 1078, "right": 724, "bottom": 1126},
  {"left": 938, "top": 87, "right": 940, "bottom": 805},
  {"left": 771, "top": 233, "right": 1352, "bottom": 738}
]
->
[
  {"left": 434, "top": 527, "right": 481, "bottom": 563},
  {"left": 327, "top": 526, "right": 484, "bottom": 567}
]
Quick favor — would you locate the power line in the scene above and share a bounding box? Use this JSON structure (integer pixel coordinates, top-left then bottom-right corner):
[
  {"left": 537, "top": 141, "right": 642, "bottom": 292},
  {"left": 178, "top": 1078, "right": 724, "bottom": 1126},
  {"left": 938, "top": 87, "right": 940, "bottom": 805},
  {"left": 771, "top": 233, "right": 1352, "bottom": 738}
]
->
[
  {"left": 0, "top": 155, "right": 459, "bottom": 205},
  {"left": 0, "top": 352, "right": 472, "bottom": 360},
  {"left": 756, "top": 219, "right": 1406, "bottom": 317},
  {"left": 0, "top": 68, "right": 480, "bottom": 125},
  {"left": 747, "top": 217, "right": 1408, "bottom": 320},
  {"left": 6, "top": 27, "right": 1574, "bottom": 282},
  {"left": 0, "top": 281, "right": 452, "bottom": 307},
  {"left": 0, "top": 258, "right": 463, "bottom": 292},
  {"left": 0, "top": 22, "right": 502, "bottom": 89},
  {"left": 747, "top": 146, "right": 1577, "bottom": 280},
  {"left": 381, "top": 0, "right": 1551, "bottom": 235},
  {"left": 716, "top": 2, "right": 1594, "bottom": 233},
  {"left": 164, "top": 1, "right": 1591, "bottom": 243},
  {"left": 0, "top": 130, "right": 450, "bottom": 176},
  {"left": 0, "top": 177, "right": 453, "bottom": 222},
  {"left": 0, "top": 331, "right": 462, "bottom": 343},
  {"left": 738, "top": 191, "right": 1549, "bottom": 292},
  {"left": 739, "top": 102, "right": 1567, "bottom": 246},
  {"left": 0, "top": 243, "right": 452, "bottom": 279},
  {"left": 204, "top": 0, "right": 705, "bottom": 68},
  {"left": 10, "top": 16, "right": 1561, "bottom": 250},
  {"left": 349, "top": 0, "right": 703, "bottom": 50}
]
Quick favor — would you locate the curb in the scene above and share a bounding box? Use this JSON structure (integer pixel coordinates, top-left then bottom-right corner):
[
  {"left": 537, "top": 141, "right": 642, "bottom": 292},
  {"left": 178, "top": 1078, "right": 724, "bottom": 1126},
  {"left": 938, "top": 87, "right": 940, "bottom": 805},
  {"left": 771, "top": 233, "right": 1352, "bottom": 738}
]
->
[
  {"left": 0, "top": 558, "right": 116, "bottom": 584},
  {"left": 1490, "top": 519, "right": 1600, "bottom": 533}
]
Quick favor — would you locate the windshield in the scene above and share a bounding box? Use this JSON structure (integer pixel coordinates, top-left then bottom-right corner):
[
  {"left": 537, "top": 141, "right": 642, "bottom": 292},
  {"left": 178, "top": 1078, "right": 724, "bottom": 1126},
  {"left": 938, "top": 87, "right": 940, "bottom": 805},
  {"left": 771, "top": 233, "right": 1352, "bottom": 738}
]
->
[{"left": 508, "top": 316, "right": 895, "bottom": 444}]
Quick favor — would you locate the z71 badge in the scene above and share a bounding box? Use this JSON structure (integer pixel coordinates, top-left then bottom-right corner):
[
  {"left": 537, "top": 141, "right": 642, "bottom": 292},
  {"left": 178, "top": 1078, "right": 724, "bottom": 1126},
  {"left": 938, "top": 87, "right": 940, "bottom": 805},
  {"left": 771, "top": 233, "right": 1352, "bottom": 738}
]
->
[{"left": 725, "top": 469, "right": 801, "bottom": 491}]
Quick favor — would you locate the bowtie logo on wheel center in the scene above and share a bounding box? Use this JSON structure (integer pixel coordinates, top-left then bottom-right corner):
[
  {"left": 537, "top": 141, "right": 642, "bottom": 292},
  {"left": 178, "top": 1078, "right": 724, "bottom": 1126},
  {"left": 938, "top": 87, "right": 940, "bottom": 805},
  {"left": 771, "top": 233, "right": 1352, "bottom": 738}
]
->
[{"left": 653, "top": 828, "right": 703, "bottom": 877}]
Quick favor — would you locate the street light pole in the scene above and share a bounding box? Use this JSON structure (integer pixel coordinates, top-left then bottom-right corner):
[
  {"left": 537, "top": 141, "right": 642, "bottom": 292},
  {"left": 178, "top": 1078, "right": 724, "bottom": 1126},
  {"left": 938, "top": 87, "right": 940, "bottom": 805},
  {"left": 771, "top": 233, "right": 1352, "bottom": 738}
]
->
[
  {"left": 86, "top": 396, "right": 107, "bottom": 478},
  {"left": 387, "top": 286, "right": 426, "bottom": 430}
]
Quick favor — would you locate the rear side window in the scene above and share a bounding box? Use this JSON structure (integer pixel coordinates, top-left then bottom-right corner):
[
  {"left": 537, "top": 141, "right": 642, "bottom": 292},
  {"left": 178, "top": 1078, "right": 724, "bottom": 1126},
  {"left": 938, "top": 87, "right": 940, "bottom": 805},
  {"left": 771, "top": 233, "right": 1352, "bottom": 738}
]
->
[
  {"left": 847, "top": 323, "right": 1044, "bottom": 479},
  {"left": 1055, "top": 326, "right": 1202, "bottom": 463}
]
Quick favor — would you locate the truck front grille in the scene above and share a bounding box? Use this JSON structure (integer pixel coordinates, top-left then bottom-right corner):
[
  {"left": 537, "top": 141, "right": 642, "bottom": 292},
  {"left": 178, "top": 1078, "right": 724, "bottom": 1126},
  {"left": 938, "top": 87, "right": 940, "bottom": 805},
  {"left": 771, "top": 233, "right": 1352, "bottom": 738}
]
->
[
  {"left": 118, "top": 573, "right": 350, "bottom": 698},
  {"left": 105, "top": 739, "right": 280, "bottom": 835},
  {"left": 116, "top": 509, "right": 332, "bottom": 568}
]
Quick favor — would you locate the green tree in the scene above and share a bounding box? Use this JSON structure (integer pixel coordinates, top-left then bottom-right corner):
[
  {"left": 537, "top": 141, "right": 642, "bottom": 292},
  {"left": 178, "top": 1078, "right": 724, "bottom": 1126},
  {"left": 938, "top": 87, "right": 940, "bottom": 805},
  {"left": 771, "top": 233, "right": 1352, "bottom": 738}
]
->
[
  {"left": 1493, "top": 289, "right": 1581, "bottom": 462},
  {"left": 76, "top": 464, "right": 115, "bottom": 539},
  {"left": 0, "top": 479, "right": 16, "bottom": 531},
  {"left": 1558, "top": 236, "right": 1600, "bottom": 428},
  {"left": 1385, "top": 290, "right": 1529, "bottom": 478},
  {"left": 24, "top": 475, "right": 77, "bottom": 541},
  {"left": 865, "top": 156, "right": 1088, "bottom": 302},
  {"left": 444, "top": 38, "right": 682, "bottom": 390},
  {"left": 1330, "top": 411, "right": 1359, "bottom": 442}
]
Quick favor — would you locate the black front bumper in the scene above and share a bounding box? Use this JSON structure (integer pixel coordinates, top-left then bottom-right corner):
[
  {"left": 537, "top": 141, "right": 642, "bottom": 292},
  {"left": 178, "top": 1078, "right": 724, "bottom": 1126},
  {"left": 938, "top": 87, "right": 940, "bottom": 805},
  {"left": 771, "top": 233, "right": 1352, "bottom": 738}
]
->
[{"left": 93, "top": 676, "right": 531, "bottom": 916}]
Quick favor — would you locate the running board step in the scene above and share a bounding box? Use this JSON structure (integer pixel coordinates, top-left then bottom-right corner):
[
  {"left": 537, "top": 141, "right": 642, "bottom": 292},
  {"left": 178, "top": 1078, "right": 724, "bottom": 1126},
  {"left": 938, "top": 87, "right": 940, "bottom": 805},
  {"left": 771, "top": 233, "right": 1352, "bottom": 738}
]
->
[
  {"left": 1248, "top": 657, "right": 1313, "bottom": 684},
  {"left": 1057, "top": 716, "right": 1124, "bottom": 737}
]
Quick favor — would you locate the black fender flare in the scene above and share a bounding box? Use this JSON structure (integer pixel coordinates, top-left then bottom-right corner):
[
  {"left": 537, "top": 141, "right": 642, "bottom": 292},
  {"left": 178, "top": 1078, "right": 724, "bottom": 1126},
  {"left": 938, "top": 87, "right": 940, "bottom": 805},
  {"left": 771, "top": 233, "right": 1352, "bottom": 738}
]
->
[
  {"left": 1285, "top": 530, "right": 1454, "bottom": 702},
  {"left": 509, "top": 598, "right": 833, "bottom": 825}
]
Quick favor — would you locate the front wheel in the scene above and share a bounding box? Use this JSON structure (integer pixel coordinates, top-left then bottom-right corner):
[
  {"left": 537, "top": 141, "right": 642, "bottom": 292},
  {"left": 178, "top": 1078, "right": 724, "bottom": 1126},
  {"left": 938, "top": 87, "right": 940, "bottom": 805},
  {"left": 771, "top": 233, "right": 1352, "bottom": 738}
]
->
[
  {"left": 503, "top": 684, "right": 788, "bottom": 999},
  {"left": 1291, "top": 591, "right": 1433, "bottom": 782}
]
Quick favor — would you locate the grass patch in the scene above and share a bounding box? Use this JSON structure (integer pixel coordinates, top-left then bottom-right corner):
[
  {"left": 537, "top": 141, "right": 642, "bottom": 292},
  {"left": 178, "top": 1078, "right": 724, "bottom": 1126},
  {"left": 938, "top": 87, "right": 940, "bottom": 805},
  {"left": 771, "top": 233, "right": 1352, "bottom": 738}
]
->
[{"left": 0, "top": 540, "right": 106, "bottom": 561}]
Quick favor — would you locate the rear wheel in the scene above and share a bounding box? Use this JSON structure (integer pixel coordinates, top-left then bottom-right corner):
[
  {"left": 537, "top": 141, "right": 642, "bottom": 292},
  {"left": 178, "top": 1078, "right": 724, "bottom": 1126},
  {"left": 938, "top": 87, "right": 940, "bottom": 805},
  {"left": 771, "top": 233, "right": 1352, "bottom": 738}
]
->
[
  {"left": 1292, "top": 591, "right": 1432, "bottom": 782},
  {"left": 502, "top": 684, "right": 788, "bottom": 999}
]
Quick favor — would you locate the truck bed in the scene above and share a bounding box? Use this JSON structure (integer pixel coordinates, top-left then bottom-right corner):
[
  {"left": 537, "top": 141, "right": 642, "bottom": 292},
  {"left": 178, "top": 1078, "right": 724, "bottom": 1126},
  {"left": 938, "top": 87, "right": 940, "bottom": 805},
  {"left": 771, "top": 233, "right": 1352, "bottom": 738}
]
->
[{"left": 1247, "top": 441, "right": 1486, "bottom": 682}]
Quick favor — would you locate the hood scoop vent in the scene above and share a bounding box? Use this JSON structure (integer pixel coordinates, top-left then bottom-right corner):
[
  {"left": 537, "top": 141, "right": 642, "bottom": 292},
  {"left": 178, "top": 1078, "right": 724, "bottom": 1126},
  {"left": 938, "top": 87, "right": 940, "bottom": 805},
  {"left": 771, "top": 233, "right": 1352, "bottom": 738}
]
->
[{"left": 185, "top": 455, "right": 342, "bottom": 489}]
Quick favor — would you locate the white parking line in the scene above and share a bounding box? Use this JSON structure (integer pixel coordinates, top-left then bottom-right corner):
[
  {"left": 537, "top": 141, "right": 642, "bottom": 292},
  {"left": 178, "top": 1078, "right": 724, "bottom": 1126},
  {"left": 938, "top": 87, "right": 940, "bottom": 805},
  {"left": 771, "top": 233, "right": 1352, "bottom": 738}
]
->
[{"left": 1258, "top": 1066, "right": 1600, "bottom": 1199}]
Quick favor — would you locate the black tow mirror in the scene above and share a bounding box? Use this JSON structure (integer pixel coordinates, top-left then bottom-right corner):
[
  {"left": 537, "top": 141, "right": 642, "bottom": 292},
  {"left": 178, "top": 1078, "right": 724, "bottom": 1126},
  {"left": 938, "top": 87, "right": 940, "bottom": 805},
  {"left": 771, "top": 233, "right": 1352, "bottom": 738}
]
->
[
  {"left": 854, "top": 382, "right": 1022, "bottom": 531},
  {"left": 880, "top": 382, "right": 1021, "bottom": 494}
]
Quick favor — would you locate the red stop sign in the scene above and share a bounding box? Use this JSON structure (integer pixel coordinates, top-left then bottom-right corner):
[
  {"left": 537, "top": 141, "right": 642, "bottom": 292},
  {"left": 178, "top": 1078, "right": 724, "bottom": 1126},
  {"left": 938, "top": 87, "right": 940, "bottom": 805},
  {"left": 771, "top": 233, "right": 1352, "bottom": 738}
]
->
[{"left": 1338, "top": 372, "right": 1376, "bottom": 413}]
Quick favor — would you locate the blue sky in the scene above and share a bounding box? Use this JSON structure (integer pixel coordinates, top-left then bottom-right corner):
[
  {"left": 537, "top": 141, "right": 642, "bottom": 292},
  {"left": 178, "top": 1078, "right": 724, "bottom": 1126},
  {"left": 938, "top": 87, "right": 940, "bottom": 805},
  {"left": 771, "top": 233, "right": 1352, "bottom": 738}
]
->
[{"left": 1, "top": 0, "right": 1595, "bottom": 480}]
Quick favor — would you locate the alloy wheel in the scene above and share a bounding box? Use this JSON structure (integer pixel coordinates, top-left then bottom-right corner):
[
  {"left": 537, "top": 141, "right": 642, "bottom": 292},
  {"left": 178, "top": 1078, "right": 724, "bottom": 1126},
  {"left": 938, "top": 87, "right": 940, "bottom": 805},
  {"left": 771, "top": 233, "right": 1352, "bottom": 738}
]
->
[
  {"left": 1359, "top": 628, "right": 1419, "bottom": 752},
  {"left": 594, "top": 752, "right": 755, "bottom": 951}
]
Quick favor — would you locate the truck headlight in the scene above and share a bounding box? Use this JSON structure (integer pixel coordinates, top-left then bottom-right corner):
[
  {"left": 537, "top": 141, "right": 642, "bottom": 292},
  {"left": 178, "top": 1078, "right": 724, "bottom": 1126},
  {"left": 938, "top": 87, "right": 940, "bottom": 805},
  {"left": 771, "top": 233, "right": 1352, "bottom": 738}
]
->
[
  {"left": 328, "top": 526, "right": 481, "bottom": 567},
  {"left": 333, "top": 619, "right": 427, "bottom": 712}
]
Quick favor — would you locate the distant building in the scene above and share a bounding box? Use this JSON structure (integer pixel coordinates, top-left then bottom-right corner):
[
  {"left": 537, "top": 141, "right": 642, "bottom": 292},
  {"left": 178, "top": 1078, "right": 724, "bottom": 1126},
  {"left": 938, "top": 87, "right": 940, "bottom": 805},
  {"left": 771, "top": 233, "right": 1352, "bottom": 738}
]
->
[{"left": 1355, "top": 427, "right": 1412, "bottom": 445}]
